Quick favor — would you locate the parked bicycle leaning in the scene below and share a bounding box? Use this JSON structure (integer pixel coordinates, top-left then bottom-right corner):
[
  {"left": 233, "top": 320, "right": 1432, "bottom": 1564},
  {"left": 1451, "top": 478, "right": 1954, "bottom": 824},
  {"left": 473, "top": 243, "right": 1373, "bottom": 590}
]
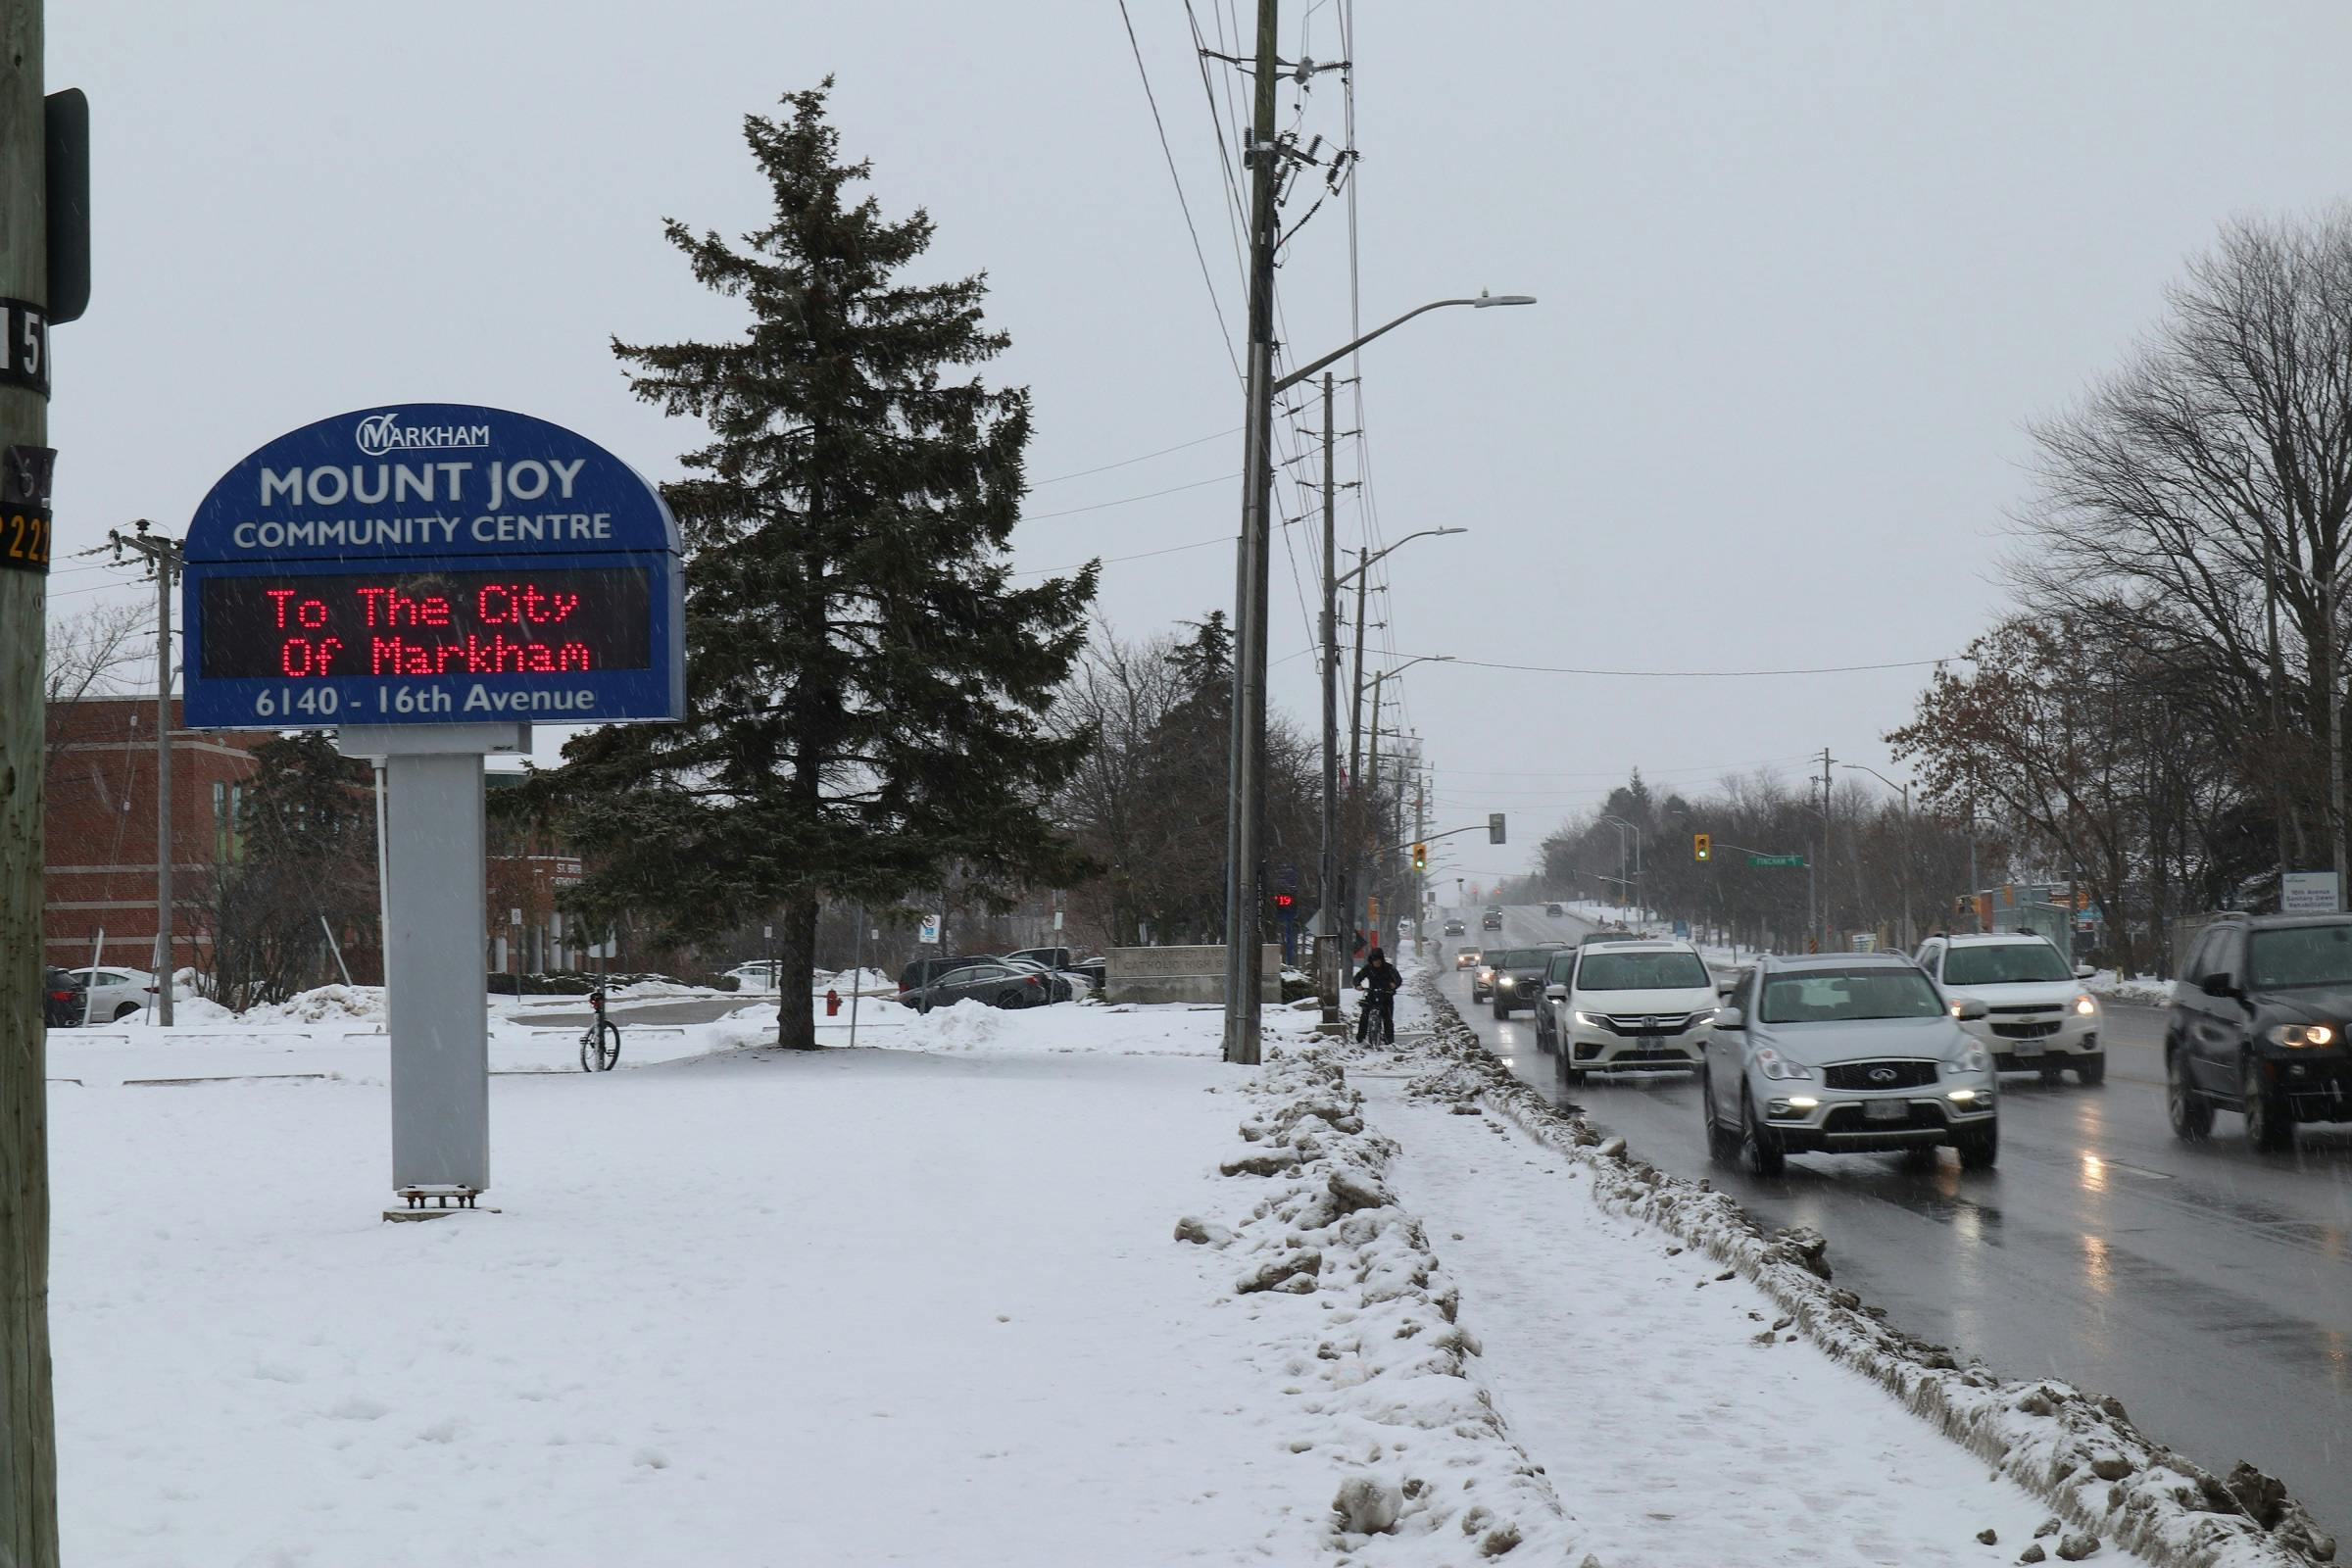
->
[{"left": 580, "top": 983, "right": 621, "bottom": 1071}]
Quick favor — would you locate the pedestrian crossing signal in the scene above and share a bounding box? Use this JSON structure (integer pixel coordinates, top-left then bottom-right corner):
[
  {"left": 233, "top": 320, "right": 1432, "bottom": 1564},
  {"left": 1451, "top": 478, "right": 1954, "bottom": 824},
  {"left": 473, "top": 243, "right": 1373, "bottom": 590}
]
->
[
  {"left": 1411, "top": 842, "right": 1427, "bottom": 871},
  {"left": 1693, "top": 833, "right": 1711, "bottom": 862}
]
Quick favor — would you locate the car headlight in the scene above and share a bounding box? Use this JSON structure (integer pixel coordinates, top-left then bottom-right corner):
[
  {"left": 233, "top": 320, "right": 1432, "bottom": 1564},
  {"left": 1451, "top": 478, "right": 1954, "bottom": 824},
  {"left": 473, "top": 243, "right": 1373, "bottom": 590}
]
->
[
  {"left": 2268, "top": 1023, "right": 2337, "bottom": 1048},
  {"left": 1752, "top": 1046, "right": 1813, "bottom": 1082},
  {"left": 1573, "top": 1009, "right": 1606, "bottom": 1027},
  {"left": 1946, "top": 1042, "right": 1990, "bottom": 1074},
  {"left": 2074, "top": 993, "right": 2098, "bottom": 1017},
  {"left": 1499, "top": 976, "right": 1515, "bottom": 989}
]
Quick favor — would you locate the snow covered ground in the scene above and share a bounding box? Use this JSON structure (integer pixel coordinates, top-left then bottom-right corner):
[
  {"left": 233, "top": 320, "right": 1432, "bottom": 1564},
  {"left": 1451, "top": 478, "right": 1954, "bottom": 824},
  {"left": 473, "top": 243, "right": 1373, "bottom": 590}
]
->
[{"left": 37, "top": 981, "right": 2195, "bottom": 1565}]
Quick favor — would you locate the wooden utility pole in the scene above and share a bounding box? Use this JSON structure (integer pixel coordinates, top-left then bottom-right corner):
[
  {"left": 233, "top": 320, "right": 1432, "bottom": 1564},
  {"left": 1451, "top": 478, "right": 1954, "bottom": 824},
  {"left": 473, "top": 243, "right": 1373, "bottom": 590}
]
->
[
  {"left": 1219, "top": 0, "right": 1279, "bottom": 1065},
  {"left": 111, "top": 523, "right": 179, "bottom": 1024},
  {"left": 0, "top": 0, "right": 61, "bottom": 1555}
]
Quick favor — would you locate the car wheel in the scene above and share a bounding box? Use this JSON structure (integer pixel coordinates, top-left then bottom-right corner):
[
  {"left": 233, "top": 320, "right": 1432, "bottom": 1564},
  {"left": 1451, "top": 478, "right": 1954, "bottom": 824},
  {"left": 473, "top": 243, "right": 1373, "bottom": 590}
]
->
[
  {"left": 1560, "top": 1061, "right": 1587, "bottom": 1088},
  {"left": 2166, "top": 1047, "right": 2212, "bottom": 1140},
  {"left": 1701, "top": 1071, "right": 1739, "bottom": 1161},
  {"left": 2074, "top": 1054, "right": 2105, "bottom": 1087},
  {"left": 1739, "top": 1086, "right": 1785, "bottom": 1177},
  {"left": 2242, "top": 1055, "right": 2294, "bottom": 1151},
  {"left": 1955, "top": 1121, "right": 1999, "bottom": 1170},
  {"left": 112, "top": 1002, "right": 138, "bottom": 1021},
  {"left": 996, "top": 989, "right": 1024, "bottom": 1009},
  {"left": 2039, "top": 1063, "right": 2065, "bottom": 1087}
]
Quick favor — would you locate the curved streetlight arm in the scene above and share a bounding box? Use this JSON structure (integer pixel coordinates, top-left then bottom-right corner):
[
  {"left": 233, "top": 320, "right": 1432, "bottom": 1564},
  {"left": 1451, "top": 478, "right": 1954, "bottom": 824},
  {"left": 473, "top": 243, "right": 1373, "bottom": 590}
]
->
[
  {"left": 1337, "top": 528, "right": 1466, "bottom": 588},
  {"left": 1837, "top": 760, "right": 1911, "bottom": 801},
  {"left": 1275, "top": 293, "right": 1536, "bottom": 395}
]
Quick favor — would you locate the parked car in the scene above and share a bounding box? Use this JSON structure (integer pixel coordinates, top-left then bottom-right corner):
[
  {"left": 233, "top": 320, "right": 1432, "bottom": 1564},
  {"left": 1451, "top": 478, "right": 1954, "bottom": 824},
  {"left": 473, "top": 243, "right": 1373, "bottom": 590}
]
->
[
  {"left": 1001, "top": 957, "right": 1077, "bottom": 1004},
  {"left": 898, "top": 959, "right": 1054, "bottom": 1013},
  {"left": 1481, "top": 906, "right": 1504, "bottom": 931},
  {"left": 1915, "top": 931, "right": 2100, "bottom": 1084},
  {"left": 1544, "top": 939, "right": 1715, "bottom": 1084},
  {"left": 725, "top": 960, "right": 783, "bottom": 993},
  {"left": 1443, "top": 918, "right": 1466, "bottom": 937},
  {"left": 1701, "top": 952, "right": 1996, "bottom": 1176},
  {"left": 40, "top": 968, "right": 85, "bottom": 1029},
  {"left": 899, "top": 956, "right": 990, "bottom": 994},
  {"left": 63, "top": 964, "right": 156, "bottom": 1022},
  {"left": 1068, "top": 956, "right": 1107, "bottom": 991},
  {"left": 1006, "top": 946, "right": 1076, "bottom": 972},
  {"left": 1490, "top": 946, "right": 1565, "bottom": 1019},
  {"left": 2166, "top": 911, "right": 2352, "bottom": 1150}
]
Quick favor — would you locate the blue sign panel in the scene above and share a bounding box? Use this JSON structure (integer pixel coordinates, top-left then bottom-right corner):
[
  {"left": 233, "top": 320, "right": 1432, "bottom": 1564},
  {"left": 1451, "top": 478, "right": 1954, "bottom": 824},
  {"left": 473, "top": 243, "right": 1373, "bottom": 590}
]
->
[{"left": 182, "top": 404, "right": 683, "bottom": 729}]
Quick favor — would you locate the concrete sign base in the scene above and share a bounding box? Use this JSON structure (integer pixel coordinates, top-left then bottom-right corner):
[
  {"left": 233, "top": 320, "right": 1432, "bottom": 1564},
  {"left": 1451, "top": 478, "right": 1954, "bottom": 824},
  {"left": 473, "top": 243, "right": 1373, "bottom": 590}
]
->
[{"left": 338, "top": 723, "right": 529, "bottom": 1197}]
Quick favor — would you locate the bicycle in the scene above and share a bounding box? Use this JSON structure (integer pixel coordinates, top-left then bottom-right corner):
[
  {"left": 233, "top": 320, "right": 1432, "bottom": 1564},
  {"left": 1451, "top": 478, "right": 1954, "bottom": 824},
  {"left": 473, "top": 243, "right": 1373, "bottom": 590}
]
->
[
  {"left": 1354, "top": 987, "right": 1396, "bottom": 1048},
  {"left": 579, "top": 984, "right": 620, "bottom": 1072}
]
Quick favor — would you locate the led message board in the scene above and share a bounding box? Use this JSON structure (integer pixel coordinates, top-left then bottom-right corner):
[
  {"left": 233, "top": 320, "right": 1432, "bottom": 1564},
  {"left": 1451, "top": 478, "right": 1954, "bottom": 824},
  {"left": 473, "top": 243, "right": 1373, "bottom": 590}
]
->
[{"left": 182, "top": 404, "right": 683, "bottom": 728}]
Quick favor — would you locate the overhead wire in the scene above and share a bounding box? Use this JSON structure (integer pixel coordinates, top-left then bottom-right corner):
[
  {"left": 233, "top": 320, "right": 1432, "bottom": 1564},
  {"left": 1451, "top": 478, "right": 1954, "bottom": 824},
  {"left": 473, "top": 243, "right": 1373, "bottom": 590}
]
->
[{"left": 1114, "top": 0, "right": 1243, "bottom": 380}]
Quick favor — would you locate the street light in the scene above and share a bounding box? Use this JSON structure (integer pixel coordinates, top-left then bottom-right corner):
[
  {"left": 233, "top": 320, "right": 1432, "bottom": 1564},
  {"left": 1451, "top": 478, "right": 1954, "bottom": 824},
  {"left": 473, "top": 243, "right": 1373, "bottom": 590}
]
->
[
  {"left": 1598, "top": 813, "right": 1645, "bottom": 924},
  {"left": 1223, "top": 292, "right": 1534, "bottom": 1062},
  {"left": 1838, "top": 761, "right": 1915, "bottom": 952}
]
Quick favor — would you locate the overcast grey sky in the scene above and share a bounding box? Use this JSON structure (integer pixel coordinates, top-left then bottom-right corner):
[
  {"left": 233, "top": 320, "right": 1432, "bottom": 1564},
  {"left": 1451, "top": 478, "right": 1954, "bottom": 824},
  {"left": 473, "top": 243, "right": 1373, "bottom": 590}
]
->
[{"left": 45, "top": 2, "right": 2352, "bottom": 887}]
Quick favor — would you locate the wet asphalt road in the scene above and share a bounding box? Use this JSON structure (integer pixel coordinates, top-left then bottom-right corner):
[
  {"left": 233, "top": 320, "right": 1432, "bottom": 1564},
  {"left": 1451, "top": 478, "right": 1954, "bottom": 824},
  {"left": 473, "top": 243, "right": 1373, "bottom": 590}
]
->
[{"left": 1445, "top": 907, "right": 2352, "bottom": 1536}]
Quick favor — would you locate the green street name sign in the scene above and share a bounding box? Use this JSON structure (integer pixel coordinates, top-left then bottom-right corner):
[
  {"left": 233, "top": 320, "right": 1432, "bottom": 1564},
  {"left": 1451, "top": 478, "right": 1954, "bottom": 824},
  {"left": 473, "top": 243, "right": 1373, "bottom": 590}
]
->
[{"left": 1747, "top": 854, "right": 1807, "bottom": 868}]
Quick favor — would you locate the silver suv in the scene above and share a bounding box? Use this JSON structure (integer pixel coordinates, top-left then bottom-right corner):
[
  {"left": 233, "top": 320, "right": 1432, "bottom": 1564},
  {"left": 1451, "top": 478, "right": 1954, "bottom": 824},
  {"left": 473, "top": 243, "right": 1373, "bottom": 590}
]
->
[{"left": 1701, "top": 952, "right": 1998, "bottom": 1176}]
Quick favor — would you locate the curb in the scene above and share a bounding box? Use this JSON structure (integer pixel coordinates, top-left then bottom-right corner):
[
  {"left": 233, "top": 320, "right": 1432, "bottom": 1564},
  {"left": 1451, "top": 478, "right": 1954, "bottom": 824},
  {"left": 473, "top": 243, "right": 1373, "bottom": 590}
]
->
[{"left": 1392, "top": 970, "right": 2336, "bottom": 1568}]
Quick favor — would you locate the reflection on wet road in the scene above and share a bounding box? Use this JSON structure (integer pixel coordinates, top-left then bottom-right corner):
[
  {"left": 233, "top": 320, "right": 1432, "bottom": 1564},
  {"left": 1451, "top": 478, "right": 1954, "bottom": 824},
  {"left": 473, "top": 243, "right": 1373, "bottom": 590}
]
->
[{"left": 1441, "top": 909, "right": 2352, "bottom": 1535}]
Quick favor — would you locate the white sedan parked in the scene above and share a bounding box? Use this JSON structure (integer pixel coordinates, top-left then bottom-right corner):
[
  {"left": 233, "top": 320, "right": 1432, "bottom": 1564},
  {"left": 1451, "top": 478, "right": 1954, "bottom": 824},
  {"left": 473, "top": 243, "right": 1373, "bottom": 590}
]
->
[{"left": 64, "top": 965, "right": 157, "bottom": 1023}]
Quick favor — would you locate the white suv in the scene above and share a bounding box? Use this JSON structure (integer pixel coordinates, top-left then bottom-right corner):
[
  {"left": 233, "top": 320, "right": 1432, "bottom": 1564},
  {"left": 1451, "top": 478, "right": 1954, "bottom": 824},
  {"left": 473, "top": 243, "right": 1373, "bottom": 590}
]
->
[
  {"left": 1544, "top": 939, "right": 1716, "bottom": 1086},
  {"left": 1914, "top": 932, "right": 2101, "bottom": 1085}
]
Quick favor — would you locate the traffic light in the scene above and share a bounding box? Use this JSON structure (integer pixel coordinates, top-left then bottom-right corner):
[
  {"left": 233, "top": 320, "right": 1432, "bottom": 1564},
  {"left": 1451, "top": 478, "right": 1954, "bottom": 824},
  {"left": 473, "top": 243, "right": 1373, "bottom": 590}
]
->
[
  {"left": 1693, "top": 832, "right": 1711, "bottom": 862},
  {"left": 1411, "top": 842, "right": 1427, "bottom": 871}
]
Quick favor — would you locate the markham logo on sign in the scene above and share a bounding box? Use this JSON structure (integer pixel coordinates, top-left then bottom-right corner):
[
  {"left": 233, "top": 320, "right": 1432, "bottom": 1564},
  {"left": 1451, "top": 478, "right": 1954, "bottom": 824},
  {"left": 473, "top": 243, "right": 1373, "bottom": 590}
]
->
[{"left": 356, "top": 410, "right": 492, "bottom": 458}]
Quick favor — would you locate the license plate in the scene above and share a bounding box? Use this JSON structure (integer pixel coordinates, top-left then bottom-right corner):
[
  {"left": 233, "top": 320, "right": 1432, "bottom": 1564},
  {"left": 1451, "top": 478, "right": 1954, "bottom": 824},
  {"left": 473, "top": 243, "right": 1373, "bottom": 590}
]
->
[
  {"left": 2012, "top": 1040, "right": 2043, "bottom": 1058},
  {"left": 1863, "top": 1100, "right": 1909, "bottom": 1122}
]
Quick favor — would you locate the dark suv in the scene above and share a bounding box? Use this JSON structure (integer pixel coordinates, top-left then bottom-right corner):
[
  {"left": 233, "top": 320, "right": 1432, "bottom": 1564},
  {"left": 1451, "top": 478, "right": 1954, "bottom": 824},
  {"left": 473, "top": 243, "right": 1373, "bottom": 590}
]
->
[
  {"left": 2168, "top": 912, "right": 2352, "bottom": 1150},
  {"left": 1491, "top": 944, "right": 1567, "bottom": 1019}
]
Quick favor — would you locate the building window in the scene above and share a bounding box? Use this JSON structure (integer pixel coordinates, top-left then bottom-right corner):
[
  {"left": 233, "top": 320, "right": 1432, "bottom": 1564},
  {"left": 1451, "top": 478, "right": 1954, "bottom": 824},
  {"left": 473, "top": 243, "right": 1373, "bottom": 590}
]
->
[{"left": 212, "top": 781, "right": 245, "bottom": 863}]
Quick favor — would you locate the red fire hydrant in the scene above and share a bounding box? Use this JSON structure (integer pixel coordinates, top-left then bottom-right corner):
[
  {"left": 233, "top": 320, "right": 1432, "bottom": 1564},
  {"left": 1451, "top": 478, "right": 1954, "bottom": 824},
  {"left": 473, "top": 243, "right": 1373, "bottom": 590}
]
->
[{"left": 824, "top": 989, "right": 842, "bottom": 1017}]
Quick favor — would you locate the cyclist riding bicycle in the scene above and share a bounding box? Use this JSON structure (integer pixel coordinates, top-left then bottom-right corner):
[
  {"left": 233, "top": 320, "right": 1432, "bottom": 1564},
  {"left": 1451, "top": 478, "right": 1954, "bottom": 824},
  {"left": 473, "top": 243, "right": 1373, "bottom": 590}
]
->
[{"left": 1351, "top": 947, "right": 1402, "bottom": 1045}]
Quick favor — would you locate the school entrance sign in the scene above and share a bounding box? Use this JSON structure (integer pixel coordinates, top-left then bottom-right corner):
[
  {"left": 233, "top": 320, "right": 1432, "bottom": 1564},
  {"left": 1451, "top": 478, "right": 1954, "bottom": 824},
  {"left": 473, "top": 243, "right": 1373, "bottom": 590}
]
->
[{"left": 181, "top": 405, "right": 683, "bottom": 1211}]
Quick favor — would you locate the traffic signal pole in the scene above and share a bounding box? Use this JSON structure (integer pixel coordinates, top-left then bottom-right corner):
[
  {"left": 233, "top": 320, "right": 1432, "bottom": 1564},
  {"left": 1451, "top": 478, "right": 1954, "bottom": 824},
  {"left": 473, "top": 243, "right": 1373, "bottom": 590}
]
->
[{"left": 0, "top": 0, "right": 62, "bottom": 1553}]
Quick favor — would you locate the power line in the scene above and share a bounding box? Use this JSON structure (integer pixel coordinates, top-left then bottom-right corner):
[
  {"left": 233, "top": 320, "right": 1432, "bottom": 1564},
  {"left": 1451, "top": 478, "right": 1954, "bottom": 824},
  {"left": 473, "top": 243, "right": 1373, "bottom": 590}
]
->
[
  {"left": 1020, "top": 470, "right": 1237, "bottom": 523},
  {"left": 1031, "top": 425, "right": 1238, "bottom": 487},
  {"left": 1008, "top": 533, "right": 1229, "bottom": 581},
  {"left": 1417, "top": 653, "right": 1962, "bottom": 679},
  {"left": 1115, "top": 0, "right": 1242, "bottom": 380}
]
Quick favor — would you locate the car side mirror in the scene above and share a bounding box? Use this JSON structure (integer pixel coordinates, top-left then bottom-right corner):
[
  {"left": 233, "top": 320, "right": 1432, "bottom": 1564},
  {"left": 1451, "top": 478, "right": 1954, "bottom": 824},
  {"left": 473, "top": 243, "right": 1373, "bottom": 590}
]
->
[
  {"left": 2074, "top": 963, "right": 2096, "bottom": 981},
  {"left": 1715, "top": 978, "right": 1739, "bottom": 996},
  {"left": 1713, "top": 1006, "right": 1744, "bottom": 1030},
  {"left": 2200, "top": 972, "right": 2238, "bottom": 1000},
  {"left": 1544, "top": 984, "right": 1566, "bottom": 1001},
  {"left": 1955, "top": 998, "right": 1989, "bottom": 1021}
]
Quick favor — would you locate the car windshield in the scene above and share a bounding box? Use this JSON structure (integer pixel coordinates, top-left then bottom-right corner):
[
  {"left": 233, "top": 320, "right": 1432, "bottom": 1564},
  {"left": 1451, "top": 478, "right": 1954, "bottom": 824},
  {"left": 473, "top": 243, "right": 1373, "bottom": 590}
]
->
[
  {"left": 1942, "top": 943, "right": 2070, "bottom": 985},
  {"left": 2248, "top": 925, "right": 2352, "bottom": 989},
  {"left": 1758, "top": 968, "right": 1945, "bottom": 1024},
  {"left": 1578, "top": 951, "right": 1710, "bottom": 991},
  {"left": 1503, "top": 949, "right": 1546, "bottom": 968}
]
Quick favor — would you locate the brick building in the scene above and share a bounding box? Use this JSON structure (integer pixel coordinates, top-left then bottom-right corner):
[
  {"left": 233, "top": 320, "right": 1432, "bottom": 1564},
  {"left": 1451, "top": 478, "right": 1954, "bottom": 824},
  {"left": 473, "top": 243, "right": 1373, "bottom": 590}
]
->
[{"left": 42, "top": 698, "right": 274, "bottom": 973}]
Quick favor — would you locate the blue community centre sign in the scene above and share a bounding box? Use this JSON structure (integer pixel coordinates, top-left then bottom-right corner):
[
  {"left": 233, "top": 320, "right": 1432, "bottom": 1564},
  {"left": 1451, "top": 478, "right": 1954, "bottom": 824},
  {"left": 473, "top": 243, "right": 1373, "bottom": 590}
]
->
[{"left": 182, "top": 403, "right": 684, "bottom": 728}]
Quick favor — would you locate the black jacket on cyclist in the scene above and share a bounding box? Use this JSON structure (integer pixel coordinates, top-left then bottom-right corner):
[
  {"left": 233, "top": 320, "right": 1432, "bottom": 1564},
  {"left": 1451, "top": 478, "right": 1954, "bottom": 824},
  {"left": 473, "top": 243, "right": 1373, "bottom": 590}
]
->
[{"left": 1351, "top": 954, "right": 1401, "bottom": 996}]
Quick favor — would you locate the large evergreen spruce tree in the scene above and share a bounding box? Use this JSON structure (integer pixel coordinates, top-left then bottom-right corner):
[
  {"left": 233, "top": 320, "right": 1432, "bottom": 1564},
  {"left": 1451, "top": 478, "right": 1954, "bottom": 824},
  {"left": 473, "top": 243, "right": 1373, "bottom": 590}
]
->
[{"left": 524, "top": 82, "right": 1097, "bottom": 1046}]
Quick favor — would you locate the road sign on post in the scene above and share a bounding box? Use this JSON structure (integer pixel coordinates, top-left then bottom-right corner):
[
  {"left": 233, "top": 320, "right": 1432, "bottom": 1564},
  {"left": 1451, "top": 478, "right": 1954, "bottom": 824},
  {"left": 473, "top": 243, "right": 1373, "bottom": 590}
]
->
[{"left": 180, "top": 404, "right": 683, "bottom": 1212}]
